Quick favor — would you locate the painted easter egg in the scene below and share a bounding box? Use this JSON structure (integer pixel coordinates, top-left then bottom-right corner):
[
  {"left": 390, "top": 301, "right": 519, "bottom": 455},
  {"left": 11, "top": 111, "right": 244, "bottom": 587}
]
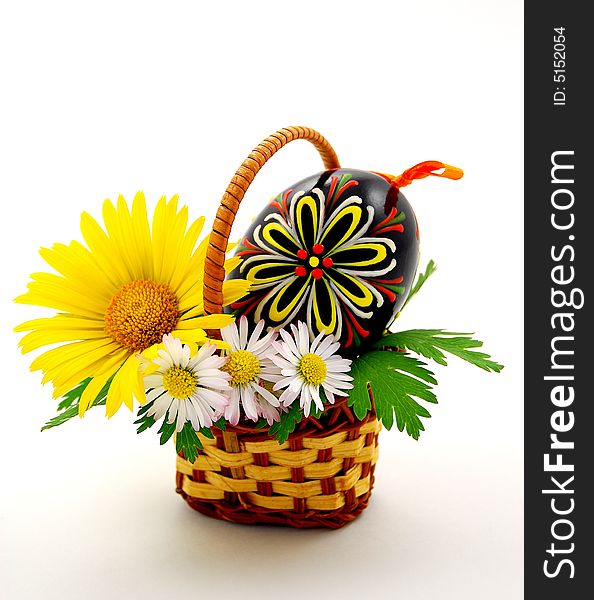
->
[{"left": 228, "top": 168, "right": 420, "bottom": 354}]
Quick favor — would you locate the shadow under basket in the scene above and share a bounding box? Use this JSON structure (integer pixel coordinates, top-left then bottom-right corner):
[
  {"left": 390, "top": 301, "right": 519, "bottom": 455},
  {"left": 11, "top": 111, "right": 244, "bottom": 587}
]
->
[{"left": 176, "top": 398, "right": 380, "bottom": 529}]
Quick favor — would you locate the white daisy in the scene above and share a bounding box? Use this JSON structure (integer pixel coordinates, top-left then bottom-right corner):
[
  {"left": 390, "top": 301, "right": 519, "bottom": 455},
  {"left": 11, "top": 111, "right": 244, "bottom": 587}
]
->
[
  {"left": 220, "top": 316, "right": 283, "bottom": 426},
  {"left": 271, "top": 321, "right": 353, "bottom": 417},
  {"left": 142, "top": 334, "right": 230, "bottom": 432}
]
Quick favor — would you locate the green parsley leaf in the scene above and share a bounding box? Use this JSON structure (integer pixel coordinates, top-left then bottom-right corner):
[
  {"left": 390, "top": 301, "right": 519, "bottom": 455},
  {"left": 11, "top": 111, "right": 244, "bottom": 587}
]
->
[
  {"left": 269, "top": 403, "right": 302, "bottom": 444},
  {"left": 403, "top": 259, "right": 437, "bottom": 309},
  {"left": 41, "top": 375, "right": 114, "bottom": 431},
  {"left": 158, "top": 418, "right": 177, "bottom": 445},
  {"left": 56, "top": 378, "right": 91, "bottom": 411},
  {"left": 349, "top": 350, "right": 437, "bottom": 439},
  {"left": 175, "top": 422, "right": 207, "bottom": 463},
  {"left": 377, "top": 329, "right": 504, "bottom": 373},
  {"left": 212, "top": 417, "right": 226, "bottom": 431},
  {"left": 134, "top": 408, "right": 156, "bottom": 434}
]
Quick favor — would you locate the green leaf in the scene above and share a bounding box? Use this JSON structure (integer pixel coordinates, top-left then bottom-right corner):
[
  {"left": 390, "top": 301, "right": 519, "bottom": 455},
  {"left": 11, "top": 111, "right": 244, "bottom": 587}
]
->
[
  {"left": 200, "top": 427, "right": 215, "bottom": 440},
  {"left": 349, "top": 351, "right": 438, "bottom": 439},
  {"left": 377, "top": 329, "right": 504, "bottom": 373},
  {"left": 175, "top": 422, "right": 205, "bottom": 463},
  {"left": 212, "top": 417, "right": 226, "bottom": 431},
  {"left": 56, "top": 378, "right": 91, "bottom": 411},
  {"left": 134, "top": 410, "right": 156, "bottom": 434},
  {"left": 41, "top": 375, "right": 114, "bottom": 431},
  {"left": 41, "top": 404, "right": 81, "bottom": 431},
  {"left": 403, "top": 260, "right": 437, "bottom": 309},
  {"left": 158, "top": 419, "right": 177, "bottom": 445},
  {"left": 268, "top": 403, "right": 302, "bottom": 444}
]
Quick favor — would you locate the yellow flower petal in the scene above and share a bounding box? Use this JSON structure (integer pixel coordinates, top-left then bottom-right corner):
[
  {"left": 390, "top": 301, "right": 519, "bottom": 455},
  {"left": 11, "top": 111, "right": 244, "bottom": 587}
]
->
[
  {"left": 130, "top": 192, "right": 154, "bottom": 281},
  {"left": 14, "top": 315, "right": 104, "bottom": 333},
  {"left": 30, "top": 339, "right": 120, "bottom": 374},
  {"left": 19, "top": 328, "right": 107, "bottom": 354},
  {"left": 79, "top": 369, "right": 115, "bottom": 416},
  {"left": 222, "top": 279, "right": 251, "bottom": 306},
  {"left": 106, "top": 365, "right": 124, "bottom": 417},
  {"left": 168, "top": 216, "right": 205, "bottom": 293},
  {"left": 51, "top": 349, "right": 127, "bottom": 400},
  {"left": 79, "top": 212, "right": 130, "bottom": 286},
  {"left": 178, "top": 313, "right": 234, "bottom": 330},
  {"left": 224, "top": 256, "right": 242, "bottom": 273},
  {"left": 106, "top": 354, "right": 145, "bottom": 416}
]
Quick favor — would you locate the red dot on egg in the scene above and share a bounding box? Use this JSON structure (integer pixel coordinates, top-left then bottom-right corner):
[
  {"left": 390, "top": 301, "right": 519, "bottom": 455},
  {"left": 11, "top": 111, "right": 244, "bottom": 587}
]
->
[
  {"left": 312, "top": 244, "right": 325, "bottom": 255},
  {"left": 312, "top": 268, "right": 323, "bottom": 280},
  {"left": 296, "top": 249, "right": 308, "bottom": 260},
  {"left": 322, "top": 257, "right": 333, "bottom": 268},
  {"left": 295, "top": 266, "right": 307, "bottom": 277}
]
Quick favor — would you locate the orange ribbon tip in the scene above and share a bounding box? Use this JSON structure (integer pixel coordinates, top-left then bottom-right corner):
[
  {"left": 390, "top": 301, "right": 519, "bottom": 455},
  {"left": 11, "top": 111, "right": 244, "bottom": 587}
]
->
[{"left": 378, "top": 161, "right": 464, "bottom": 189}]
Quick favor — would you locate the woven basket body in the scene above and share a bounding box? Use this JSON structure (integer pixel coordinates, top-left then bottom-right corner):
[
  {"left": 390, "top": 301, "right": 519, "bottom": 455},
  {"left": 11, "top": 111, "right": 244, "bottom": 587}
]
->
[
  {"left": 176, "top": 399, "right": 380, "bottom": 528},
  {"left": 181, "top": 127, "right": 381, "bottom": 528}
]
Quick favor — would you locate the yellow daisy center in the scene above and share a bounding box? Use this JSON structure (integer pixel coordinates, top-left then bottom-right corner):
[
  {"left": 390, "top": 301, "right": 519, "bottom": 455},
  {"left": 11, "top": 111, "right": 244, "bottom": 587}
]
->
[
  {"left": 299, "top": 353, "right": 327, "bottom": 386},
  {"left": 223, "top": 350, "right": 260, "bottom": 386},
  {"left": 104, "top": 279, "right": 179, "bottom": 352},
  {"left": 162, "top": 365, "right": 198, "bottom": 399}
]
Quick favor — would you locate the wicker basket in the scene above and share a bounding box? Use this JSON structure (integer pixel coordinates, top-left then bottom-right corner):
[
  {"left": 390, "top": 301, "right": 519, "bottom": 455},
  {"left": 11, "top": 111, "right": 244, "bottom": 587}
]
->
[{"left": 176, "top": 127, "right": 381, "bottom": 528}]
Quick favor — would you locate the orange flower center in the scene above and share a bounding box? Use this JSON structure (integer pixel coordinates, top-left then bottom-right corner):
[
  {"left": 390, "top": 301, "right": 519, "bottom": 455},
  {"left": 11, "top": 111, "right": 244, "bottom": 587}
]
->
[{"left": 104, "top": 279, "right": 179, "bottom": 351}]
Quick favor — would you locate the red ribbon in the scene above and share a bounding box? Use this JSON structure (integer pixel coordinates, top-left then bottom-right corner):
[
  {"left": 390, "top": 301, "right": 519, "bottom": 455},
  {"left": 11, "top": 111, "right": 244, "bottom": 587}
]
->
[{"left": 375, "top": 161, "right": 464, "bottom": 189}]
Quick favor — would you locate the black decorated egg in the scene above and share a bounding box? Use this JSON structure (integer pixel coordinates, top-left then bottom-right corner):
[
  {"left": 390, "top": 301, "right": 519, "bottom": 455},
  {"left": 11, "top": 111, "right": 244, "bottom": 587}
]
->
[{"left": 228, "top": 168, "right": 420, "bottom": 353}]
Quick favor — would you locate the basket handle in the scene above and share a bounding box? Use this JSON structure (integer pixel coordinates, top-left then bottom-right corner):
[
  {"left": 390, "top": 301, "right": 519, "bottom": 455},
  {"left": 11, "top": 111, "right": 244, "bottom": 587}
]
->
[{"left": 203, "top": 126, "right": 341, "bottom": 317}]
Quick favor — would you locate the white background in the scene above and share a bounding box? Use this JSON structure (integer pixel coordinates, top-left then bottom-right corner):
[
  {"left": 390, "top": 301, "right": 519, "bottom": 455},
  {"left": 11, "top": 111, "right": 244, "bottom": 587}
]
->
[{"left": 0, "top": 1, "right": 523, "bottom": 599}]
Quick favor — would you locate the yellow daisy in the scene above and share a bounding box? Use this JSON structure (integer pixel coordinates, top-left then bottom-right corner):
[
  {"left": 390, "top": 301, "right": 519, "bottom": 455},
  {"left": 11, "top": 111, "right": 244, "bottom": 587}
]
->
[{"left": 14, "top": 192, "right": 249, "bottom": 418}]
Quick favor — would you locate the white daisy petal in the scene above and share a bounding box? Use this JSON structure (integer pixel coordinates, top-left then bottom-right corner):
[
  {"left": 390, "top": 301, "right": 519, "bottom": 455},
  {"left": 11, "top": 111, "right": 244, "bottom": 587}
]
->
[
  {"left": 228, "top": 323, "right": 241, "bottom": 351},
  {"left": 254, "top": 383, "right": 281, "bottom": 407},
  {"left": 144, "top": 374, "right": 164, "bottom": 388},
  {"left": 186, "top": 400, "right": 202, "bottom": 431},
  {"left": 239, "top": 315, "right": 249, "bottom": 349},
  {"left": 257, "top": 401, "right": 281, "bottom": 425},
  {"left": 300, "top": 385, "right": 312, "bottom": 416},
  {"left": 311, "top": 385, "right": 324, "bottom": 412},
  {"left": 241, "top": 387, "right": 260, "bottom": 421},
  {"left": 247, "top": 319, "right": 265, "bottom": 350},
  {"left": 181, "top": 343, "right": 191, "bottom": 368},
  {"left": 250, "top": 330, "right": 278, "bottom": 355},
  {"left": 322, "top": 382, "right": 351, "bottom": 397},
  {"left": 147, "top": 393, "right": 173, "bottom": 420},
  {"left": 191, "top": 394, "right": 214, "bottom": 429},
  {"left": 310, "top": 329, "right": 326, "bottom": 353},
  {"left": 319, "top": 342, "right": 341, "bottom": 359},
  {"left": 220, "top": 325, "right": 232, "bottom": 346},
  {"left": 175, "top": 400, "right": 187, "bottom": 432},
  {"left": 270, "top": 354, "right": 297, "bottom": 370},
  {"left": 279, "top": 329, "right": 300, "bottom": 359},
  {"left": 325, "top": 372, "right": 354, "bottom": 383},
  {"left": 273, "top": 377, "right": 292, "bottom": 391},
  {"left": 298, "top": 322, "right": 311, "bottom": 354},
  {"left": 166, "top": 399, "right": 180, "bottom": 424},
  {"left": 224, "top": 388, "right": 241, "bottom": 425},
  {"left": 280, "top": 388, "right": 299, "bottom": 406},
  {"left": 324, "top": 360, "right": 352, "bottom": 373}
]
